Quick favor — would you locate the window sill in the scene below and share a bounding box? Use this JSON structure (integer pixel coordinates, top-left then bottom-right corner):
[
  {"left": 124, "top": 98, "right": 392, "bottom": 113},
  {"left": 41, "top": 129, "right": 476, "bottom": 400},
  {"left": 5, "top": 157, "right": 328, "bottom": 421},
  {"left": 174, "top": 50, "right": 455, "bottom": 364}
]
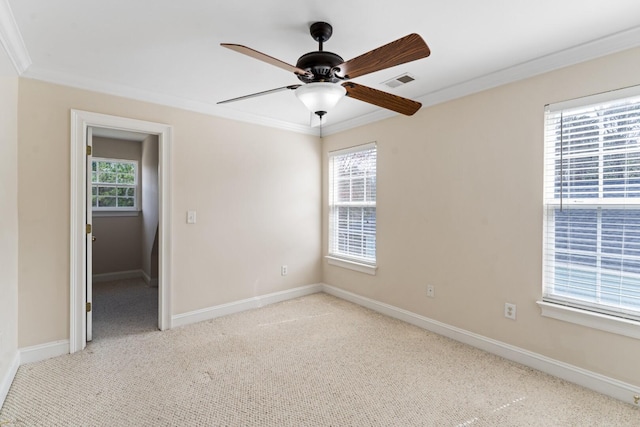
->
[
  {"left": 92, "top": 210, "right": 140, "bottom": 217},
  {"left": 537, "top": 301, "right": 640, "bottom": 340},
  {"left": 325, "top": 256, "right": 377, "bottom": 275}
]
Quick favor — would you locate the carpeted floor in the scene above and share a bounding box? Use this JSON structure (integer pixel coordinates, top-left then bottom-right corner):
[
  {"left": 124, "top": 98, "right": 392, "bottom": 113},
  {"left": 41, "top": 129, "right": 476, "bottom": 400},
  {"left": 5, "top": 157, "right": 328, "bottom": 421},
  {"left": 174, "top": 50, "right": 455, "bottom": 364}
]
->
[
  {"left": 1, "top": 291, "right": 638, "bottom": 426},
  {"left": 91, "top": 278, "right": 158, "bottom": 341}
]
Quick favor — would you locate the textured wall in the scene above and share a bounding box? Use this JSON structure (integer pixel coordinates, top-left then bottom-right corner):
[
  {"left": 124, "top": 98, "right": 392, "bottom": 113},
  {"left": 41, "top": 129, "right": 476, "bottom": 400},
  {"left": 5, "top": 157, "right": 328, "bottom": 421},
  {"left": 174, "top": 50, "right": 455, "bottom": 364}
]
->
[{"left": 17, "top": 79, "right": 322, "bottom": 347}]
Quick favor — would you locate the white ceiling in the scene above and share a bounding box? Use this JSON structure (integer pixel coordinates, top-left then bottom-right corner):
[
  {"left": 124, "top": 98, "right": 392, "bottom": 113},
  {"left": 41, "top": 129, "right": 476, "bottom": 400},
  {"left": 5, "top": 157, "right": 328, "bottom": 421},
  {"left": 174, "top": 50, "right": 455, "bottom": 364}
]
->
[{"left": 5, "top": 0, "right": 640, "bottom": 135}]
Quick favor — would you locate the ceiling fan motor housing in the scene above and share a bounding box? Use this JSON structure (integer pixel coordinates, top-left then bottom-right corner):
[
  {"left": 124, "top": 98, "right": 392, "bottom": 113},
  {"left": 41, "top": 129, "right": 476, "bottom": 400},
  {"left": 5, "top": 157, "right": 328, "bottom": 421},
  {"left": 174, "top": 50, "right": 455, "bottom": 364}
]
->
[
  {"left": 296, "top": 51, "right": 344, "bottom": 83},
  {"left": 295, "top": 22, "right": 344, "bottom": 83}
]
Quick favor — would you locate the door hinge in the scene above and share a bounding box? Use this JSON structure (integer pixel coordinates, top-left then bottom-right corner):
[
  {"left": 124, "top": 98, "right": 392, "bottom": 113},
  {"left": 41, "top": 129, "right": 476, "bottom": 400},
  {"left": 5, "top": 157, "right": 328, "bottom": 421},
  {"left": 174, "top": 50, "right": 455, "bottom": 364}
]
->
[
  {"left": 86, "top": 145, "right": 92, "bottom": 155},
  {"left": 86, "top": 302, "right": 92, "bottom": 312},
  {"left": 86, "top": 224, "right": 92, "bottom": 234}
]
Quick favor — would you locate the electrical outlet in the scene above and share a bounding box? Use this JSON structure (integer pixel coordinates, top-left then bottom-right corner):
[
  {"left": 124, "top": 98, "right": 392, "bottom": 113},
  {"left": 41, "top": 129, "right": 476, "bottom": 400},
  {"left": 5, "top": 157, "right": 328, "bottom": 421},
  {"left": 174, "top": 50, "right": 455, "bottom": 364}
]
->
[
  {"left": 281, "top": 265, "right": 288, "bottom": 276},
  {"left": 426, "top": 285, "right": 435, "bottom": 298},
  {"left": 504, "top": 303, "right": 517, "bottom": 320}
]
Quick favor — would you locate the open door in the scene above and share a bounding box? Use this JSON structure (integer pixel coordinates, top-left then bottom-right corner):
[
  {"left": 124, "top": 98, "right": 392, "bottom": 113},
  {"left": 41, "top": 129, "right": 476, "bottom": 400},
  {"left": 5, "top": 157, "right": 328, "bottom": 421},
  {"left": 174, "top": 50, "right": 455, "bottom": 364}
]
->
[
  {"left": 70, "top": 110, "right": 172, "bottom": 353},
  {"left": 86, "top": 127, "right": 93, "bottom": 342}
]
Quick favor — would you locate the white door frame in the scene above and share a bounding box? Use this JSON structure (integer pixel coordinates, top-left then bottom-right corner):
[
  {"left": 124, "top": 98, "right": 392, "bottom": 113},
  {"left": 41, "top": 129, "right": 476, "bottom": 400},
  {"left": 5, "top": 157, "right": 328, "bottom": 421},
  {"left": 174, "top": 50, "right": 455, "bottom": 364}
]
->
[
  {"left": 86, "top": 127, "right": 94, "bottom": 342},
  {"left": 70, "top": 110, "right": 173, "bottom": 353}
]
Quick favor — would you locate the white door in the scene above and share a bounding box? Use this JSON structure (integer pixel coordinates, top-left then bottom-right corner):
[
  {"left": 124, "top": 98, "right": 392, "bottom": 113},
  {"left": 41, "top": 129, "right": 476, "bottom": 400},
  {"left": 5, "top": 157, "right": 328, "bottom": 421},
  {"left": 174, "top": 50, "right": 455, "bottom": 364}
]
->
[{"left": 86, "top": 127, "right": 94, "bottom": 342}]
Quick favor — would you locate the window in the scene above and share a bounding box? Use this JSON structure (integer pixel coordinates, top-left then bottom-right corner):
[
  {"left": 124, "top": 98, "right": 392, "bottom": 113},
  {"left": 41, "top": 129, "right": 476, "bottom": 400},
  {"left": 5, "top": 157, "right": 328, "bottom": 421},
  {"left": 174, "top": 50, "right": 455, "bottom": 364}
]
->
[
  {"left": 543, "top": 86, "right": 640, "bottom": 325},
  {"left": 92, "top": 157, "right": 138, "bottom": 210},
  {"left": 328, "top": 143, "right": 377, "bottom": 271}
]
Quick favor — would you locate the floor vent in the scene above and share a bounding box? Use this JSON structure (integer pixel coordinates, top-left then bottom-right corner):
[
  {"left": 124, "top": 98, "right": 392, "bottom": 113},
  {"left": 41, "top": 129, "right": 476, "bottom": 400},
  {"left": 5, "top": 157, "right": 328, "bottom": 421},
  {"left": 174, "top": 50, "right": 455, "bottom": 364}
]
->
[{"left": 383, "top": 73, "right": 416, "bottom": 88}]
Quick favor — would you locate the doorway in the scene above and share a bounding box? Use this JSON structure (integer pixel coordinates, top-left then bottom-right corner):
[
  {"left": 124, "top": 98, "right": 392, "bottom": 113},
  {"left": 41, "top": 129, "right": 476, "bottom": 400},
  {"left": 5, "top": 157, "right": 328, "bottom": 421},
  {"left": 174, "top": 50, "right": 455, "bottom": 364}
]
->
[
  {"left": 89, "top": 129, "right": 159, "bottom": 341},
  {"left": 70, "top": 110, "right": 173, "bottom": 353}
]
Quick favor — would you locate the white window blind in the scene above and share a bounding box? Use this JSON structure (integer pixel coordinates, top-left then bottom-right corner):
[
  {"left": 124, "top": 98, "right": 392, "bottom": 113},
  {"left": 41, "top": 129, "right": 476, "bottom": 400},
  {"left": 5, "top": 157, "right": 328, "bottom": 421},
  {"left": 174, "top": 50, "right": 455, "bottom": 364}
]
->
[
  {"left": 92, "top": 157, "right": 138, "bottom": 210},
  {"left": 328, "top": 143, "right": 377, "bottom": 265},
  {"left": 543, "top": 86, "right": 640, "bottom": 321}
]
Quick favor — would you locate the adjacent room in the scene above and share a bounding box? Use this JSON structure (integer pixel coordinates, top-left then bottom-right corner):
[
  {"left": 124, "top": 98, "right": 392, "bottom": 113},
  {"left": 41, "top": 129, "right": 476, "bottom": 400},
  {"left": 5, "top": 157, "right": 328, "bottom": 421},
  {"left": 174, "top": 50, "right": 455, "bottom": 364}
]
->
[{"left": 1, "top": 0, "right": 639, "bottom": 424}]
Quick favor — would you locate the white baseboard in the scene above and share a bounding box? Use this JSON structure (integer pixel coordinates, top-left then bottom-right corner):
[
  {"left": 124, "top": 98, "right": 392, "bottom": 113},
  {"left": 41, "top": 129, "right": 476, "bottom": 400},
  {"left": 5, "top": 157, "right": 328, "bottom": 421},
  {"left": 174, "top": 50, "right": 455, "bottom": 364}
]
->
[
  {"left": 12, "top": 282, "right": 637, "bottom": 407},
  {"left": 0, "top": 351, "right": 20, "bottom": 408},
  {"left": 19, "top": 340, "right": 69, "bottom": 365},
  {"left": 322, "top": 284, "right": 640, "bottom": 406},
  {"left": 92, "top": 269, "right": 143, "bottom": 283},
  {"left": 171, "top": 283, "right": 324, "bottom": 328},
  {"left": 141, "top": 270, "right": 158, "bottom": 287}
]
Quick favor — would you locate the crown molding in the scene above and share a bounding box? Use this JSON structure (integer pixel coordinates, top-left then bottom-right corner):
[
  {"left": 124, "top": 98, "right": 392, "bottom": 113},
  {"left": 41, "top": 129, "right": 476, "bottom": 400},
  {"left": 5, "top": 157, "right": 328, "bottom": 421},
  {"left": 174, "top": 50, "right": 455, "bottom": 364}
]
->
[
  {"left": 0, "top": 0, "right": 31, "bottom": 74},
  {"left": 23, "top": 66, "right": 318, "bottom": 136},
  {"left": 322, "top": 108, "right": 396, "bottom": 136},
  {"left": 418, "top": 25, "right": 640, "bottom": 112},
  {"left": 11, "top": 16, "right": 640, "bottom": 137},
  {"left": 323, "top": 25, "right": 640, "bottom": 136}
]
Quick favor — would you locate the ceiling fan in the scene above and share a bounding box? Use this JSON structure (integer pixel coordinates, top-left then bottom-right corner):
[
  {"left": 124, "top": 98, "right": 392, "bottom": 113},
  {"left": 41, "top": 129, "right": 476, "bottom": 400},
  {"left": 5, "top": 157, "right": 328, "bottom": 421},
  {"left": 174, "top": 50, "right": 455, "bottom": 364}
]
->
[{"left": 218, "top": 22, "right": 431, "bottom": 119}]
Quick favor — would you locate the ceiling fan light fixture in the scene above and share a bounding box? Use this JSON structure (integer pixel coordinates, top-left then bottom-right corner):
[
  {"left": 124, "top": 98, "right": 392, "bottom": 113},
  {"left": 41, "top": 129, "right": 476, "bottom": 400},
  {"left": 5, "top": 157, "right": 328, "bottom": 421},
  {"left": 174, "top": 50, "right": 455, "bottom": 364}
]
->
[{"left": 295, "top": 82, "right": 346, "bottom": 116}]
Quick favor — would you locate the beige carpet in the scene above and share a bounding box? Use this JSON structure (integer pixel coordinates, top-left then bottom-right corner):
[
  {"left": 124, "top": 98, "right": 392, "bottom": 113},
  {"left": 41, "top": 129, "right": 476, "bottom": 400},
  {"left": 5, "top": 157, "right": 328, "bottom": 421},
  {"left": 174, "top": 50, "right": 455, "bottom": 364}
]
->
[
  {"left": 91, "top": 278, "right": 158, "bottom": 341},
  {"left": 1, "top": 292, "right": 638, "bottom": 426}
]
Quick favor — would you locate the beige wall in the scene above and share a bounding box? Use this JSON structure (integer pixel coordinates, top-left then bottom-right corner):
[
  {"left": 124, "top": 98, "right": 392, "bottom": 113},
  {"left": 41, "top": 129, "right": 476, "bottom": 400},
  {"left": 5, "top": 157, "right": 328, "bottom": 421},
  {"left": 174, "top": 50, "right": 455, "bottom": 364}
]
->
[
  {"left": 0, "top": 49, "right": 19, "bottom": 398},
  {"left": 92, "top": 137, "right": 143, "bottom": 275},
  {"left": 17, "top": 79, "right": 322, "bottom": 347},
  {"left": 91, "top": 216, "right": 143, "bottom": 275},
  {"left": 322, "top": 47, "right": 640, "bottom": 387},
  {"left": 15, "top": 43, "right": 638, "bottom": 389},
  {"left": 93, "top": 136, "right": 142, "bottom": 159}
]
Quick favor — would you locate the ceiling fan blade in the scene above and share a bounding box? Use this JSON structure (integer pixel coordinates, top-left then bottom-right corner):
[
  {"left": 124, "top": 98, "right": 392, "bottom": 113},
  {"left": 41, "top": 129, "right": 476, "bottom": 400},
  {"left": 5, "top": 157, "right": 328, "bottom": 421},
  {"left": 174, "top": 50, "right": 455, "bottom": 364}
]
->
[
  {"left": 221, "top": 44, "right": 311, "bottom": 77},
  {"left": 342, "top": 82, "right": 421, "bottom": 116},
  {"left": 336, "top": 34, "right": 430, "bottom": 80},
  {"left": 217, "top": 85, "right": 301, "bottom": 105}
]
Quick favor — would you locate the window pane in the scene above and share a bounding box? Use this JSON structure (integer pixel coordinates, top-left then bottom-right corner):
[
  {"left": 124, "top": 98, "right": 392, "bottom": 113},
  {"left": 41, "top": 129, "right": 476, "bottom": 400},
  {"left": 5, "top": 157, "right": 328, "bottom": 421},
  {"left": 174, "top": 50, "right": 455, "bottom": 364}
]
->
[
  {"left": 331, "top": 205, "right": 376, "bottom": 261},
  {"left": 117, "top": 163, "right": 134, "bottom": 174},
  {"left": 91, "top": 158, "right": 137, "bottom": 210},
  {"left": 119, "top": 173, "right": 135, "bottom": 185},
  {"left": 366, "top": 177, "right": 376, "bottom": 202},
  {"left": 98, "top": 196, "right": 116, "bottom": 207},
  {"left": 601, "top": 209, "right": 640, "bottom": 274},
  {"left": 329, "top": 146, "right": 376, "bottom": 263},
  {"left": 351, "top": 178, "right": 365, "bottom": 201},
  {"left": 544, "top": 90, "right": 640, "bottom": 320},
  {"left": 337, "top": 179, "right": 350, "bottom": 202},
  {"left": 98, "top": 186, "right": 116, "bottom": 196},
  {"left": 555, "top": 157, "right": 599, "bottom": 199},
  {"left": 98, "top": 172, "right": 117, "bottom": 183},
  {"left": 118, "top": 197, "right": 135, "bottom": 207},
  {"left": 603, "top": 152, "right": 640, "bottom": 198},
  {"left": 98, "top": 161, "right": 116, "bottom": 173}
]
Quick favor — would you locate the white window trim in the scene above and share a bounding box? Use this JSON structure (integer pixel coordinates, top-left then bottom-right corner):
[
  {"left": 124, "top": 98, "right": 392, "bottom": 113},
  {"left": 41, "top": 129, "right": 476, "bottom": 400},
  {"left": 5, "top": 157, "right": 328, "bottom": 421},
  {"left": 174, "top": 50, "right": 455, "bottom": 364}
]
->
[
  {"left": 537, "top": 300, "right": 640, "bottom": 340},
  {"left": 92, "top": 157, "right": 139, "bottom": 211},
  {"left": 92, "top": 210, "right": 140, "bottom": 217},
  {"left": 325, "top": 255, "right": 378, "bottom": 275},
  {"left": 541, "top": 85, "right": 640, "bottom": 335},
  {"left": 327, "top": 142, "right": 377, "bottom": 271}
]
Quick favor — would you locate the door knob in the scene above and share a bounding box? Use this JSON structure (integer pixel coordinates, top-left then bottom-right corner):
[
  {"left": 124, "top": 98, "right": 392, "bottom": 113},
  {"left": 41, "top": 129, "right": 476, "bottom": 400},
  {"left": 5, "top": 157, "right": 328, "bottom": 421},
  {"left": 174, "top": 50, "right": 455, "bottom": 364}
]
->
[{"left": 92, "top": 236, "right": 97, "bottom": 242}]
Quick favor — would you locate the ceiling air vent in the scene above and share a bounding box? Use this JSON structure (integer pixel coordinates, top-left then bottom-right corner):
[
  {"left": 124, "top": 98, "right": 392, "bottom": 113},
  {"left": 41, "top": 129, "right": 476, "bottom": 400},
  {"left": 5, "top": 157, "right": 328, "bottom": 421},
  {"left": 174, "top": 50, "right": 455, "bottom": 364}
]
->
[{"left": 382, "top": 73, "right": 416, "bottom": 89}]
